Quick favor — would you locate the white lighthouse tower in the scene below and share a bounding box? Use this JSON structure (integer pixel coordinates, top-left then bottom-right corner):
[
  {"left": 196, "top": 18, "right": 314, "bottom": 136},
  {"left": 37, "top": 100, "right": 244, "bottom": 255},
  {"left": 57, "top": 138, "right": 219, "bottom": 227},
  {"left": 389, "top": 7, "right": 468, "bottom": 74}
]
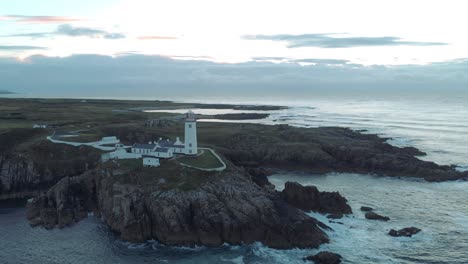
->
[{"left": 184, "top": 110, "right": 198, "bottom": 155}]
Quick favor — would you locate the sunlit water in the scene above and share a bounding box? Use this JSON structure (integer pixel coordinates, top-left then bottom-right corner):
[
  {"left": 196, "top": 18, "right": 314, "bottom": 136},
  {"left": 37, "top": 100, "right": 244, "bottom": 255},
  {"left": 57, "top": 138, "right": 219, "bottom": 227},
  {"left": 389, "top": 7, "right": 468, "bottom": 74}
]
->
[{"left": 2, "top": 95, "right": 468, "bottom": 263}]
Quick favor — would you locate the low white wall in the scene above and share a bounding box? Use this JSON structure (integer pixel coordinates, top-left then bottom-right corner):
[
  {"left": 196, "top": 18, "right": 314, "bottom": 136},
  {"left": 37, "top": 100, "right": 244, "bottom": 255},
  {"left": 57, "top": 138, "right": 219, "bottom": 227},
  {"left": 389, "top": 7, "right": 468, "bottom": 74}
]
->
[{"left": 47, "top": 136, "right": 120, "bottom": 151}]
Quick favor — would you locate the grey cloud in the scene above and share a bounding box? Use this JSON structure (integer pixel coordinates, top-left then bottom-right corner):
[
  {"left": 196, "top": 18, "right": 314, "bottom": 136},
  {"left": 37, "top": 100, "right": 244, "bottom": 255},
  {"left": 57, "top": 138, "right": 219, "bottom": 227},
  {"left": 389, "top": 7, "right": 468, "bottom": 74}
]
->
[
  {"left": 243, "top": 34, "right": 448, "bottom": 48},
  {"left": 56, "top": 24, "right": 125, "bottom": 39},
  {"left": 2, "top": 24, "right": 125, "bottom": 39},
  {"left": 252, "top": 57, "right": 349, "bottom": 64},
  {"left": 0, "top": 90, "right": 14, "bottom": 94},
  {"left": 1, "top": 54, "right": 467, "bottom": 100},
  {"left": 0, "top": 45, "right": 46, "bottom": 50}
]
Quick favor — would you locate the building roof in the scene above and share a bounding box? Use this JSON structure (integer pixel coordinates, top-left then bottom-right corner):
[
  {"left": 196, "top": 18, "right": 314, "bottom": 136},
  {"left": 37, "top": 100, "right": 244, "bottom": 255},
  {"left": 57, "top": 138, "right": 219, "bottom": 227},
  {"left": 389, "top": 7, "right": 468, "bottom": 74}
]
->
[
  {"left": 185, "top": 110, "right": 196, "bottom": 121},
  {"left": 157, "top": 139, "right": 175, "bottom": 148},
  {"left": 154, "top": 147, "right": 170, "bottom": 153},
  {"left": 132, "top": 143, "right": 156, "bottom": 150}
]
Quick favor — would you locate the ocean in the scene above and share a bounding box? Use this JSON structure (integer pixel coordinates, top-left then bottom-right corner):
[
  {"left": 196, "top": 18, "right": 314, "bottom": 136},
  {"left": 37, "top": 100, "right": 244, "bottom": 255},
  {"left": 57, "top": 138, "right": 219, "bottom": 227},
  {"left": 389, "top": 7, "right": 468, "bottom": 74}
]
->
[{"left": 1, "top": 95, "right": 468, "bottom": 263}]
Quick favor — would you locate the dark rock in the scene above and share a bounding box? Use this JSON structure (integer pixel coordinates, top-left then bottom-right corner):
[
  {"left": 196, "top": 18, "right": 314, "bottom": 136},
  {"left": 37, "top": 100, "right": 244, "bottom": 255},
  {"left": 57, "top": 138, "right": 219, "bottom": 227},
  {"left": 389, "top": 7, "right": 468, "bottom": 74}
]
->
[
  {"left": 365, "top": 212, "right": 390, "bottom": 221},
  {"left": 219, "top": 125, "right": 467, "bottom": 182},
  {"left": 27, "top": 166, "right": 329, "bottom": 249},
  {"left": 247, "top": 167, "right": 275, "bottom": 189},
  {"left": 1, "top": 139, "right": 101, "bottom": 200},
  {"left": 281, "top": 182, "right": 352, "bottom": 216},
  {"left": 388, "top": 227, "right": 421, "bottom": 237},
  {"left": 327, "top": 214, "right": 343, "bottom": 219},
  {"left": 360, "top": 206, "right": 373, "bottom": 212},
  {"left": 26, "top": 171, "right": 97, "bottom": 228},
  {"left": 305, "top": 251, "right": 342, "bottom": 264}
]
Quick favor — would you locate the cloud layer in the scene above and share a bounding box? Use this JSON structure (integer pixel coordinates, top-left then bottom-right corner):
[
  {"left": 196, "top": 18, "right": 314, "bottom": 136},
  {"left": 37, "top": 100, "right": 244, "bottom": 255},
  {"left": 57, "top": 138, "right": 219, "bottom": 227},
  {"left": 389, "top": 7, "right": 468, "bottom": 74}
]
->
[
  {"left": 3, "top": 24, "right": 125, "bottom": 39},
  {"left": 0, "top": 15, "right": 81, "bottom": 24},
  {"left": 243, "top": 34, "right": 448, "bottom": 48},
  {"left": 1, "top": 54, "right": 466, "bottom": 100},
  {"left": 0, "top": 45, "right": 46, "bottom": 50}
]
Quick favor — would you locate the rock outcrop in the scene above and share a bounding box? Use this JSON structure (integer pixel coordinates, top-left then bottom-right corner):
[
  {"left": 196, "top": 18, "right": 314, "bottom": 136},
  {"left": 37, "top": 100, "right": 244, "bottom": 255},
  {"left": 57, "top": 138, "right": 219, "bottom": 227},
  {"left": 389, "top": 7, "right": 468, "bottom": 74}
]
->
[
  {"left": 281, "top": 182, "right": 352, "bottom": 217},
  {"left": 305, "top": 251, "right": 342, "bottom": 264},
  {"left": 27, "top": 165, "right": 329, "bottom": 249},
  {"left": 365, "top": 212, "right": 390, "bottom": 221},
  {"left": 360, "top": 206, "right": 373, "bottom": 212},
  {"left": 218, "top": 125, "right": 468, "bottom": 182},
  {"left": 27, "top": 171, "right": 97, "bottom": 228},
  {"left": 388, "top": 227, "right": 421, "bottom": 237},
  {"left": 0, "top": 140, "right": 101, "bottom": 200}
]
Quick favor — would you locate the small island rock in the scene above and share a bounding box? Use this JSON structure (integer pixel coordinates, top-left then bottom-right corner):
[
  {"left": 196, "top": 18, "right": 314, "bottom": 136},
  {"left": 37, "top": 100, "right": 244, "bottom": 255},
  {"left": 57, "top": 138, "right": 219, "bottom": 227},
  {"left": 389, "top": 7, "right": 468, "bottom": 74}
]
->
[
  {"left": 389, "top": 227, "right": 421, "bottom": 237},
  {"left": 360, "top": 206, "right": 373, "bottom": 212},
  {"left": 281, "top": 182, "right": 352, "bottom": 218},
  {"left": 365, "top": 212, "right": 390, "bottom": 221},
  {"left": 305, "top": 251, "right": 342, "bottom": 264}
]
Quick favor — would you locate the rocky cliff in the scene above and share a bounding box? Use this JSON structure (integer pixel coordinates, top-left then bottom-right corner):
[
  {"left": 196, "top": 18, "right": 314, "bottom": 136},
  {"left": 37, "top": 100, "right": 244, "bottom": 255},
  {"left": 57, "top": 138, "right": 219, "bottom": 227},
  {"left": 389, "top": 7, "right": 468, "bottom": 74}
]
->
[
  {"left": 27, "top": 163, "right": 330, "bottom": 249},
  {"left": 0, "top": 134, "right": 101, "bottom": 200}
]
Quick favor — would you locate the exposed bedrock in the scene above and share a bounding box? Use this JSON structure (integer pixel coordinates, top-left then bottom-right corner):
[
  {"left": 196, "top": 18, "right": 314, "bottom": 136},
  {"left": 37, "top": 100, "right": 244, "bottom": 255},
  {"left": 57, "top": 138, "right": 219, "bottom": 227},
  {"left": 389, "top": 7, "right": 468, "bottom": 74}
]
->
[
  {"left": 27, "top": 167, "right": 330, "bottom": 249},
  {"left": 0, "top": 140, "right": 101, "bottom": 200},
  {"left": 26, "top": 171, "right": 97, "bottom": 228},
  {"left": 219, "top": 125, "right": 467, "bottom": 181},
  {"left": 281, "top": 182, "right": 352, "bottom": 218}
]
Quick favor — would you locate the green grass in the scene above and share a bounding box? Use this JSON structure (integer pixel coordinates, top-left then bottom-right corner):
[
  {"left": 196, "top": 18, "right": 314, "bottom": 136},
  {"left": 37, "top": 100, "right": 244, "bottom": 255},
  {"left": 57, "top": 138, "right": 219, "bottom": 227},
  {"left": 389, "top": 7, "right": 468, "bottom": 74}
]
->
[
  {"left": 111, "top": 158, "right": 219, "bottom": 191},
  {"left": 177, "top": 149, "right": 223, "bottom": 169},
  {"left": 0, "top": 120, "right": 33, "bottom": 129}
]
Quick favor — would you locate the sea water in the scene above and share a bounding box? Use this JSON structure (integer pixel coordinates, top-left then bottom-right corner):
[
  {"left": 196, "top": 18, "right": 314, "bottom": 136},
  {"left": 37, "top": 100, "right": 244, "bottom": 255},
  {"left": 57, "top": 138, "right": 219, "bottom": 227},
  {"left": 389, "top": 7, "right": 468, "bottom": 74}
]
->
[{"left": 1, "top": 95, "right": 468, "bottom": 263}]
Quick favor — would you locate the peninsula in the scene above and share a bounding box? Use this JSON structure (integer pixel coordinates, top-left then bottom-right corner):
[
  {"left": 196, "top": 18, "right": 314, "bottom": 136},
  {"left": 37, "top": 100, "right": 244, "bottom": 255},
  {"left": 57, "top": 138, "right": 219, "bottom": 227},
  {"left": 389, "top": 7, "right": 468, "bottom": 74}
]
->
[{"left": 1, "top": 98, "right": 466, "bottom": 250}]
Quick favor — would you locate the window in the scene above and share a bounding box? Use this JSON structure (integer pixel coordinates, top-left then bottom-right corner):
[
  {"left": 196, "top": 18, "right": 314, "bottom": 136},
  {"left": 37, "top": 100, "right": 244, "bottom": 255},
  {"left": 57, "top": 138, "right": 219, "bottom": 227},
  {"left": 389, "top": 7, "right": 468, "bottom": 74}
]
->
[
  {"left": 189, "top": 143, "right": 192, "bottom": 147},
  {"left": 188, "top": 124, "right": 192, "bottom": 128},
  {"left": 189, "top": 150, "right": 192, "bottom": 153}
]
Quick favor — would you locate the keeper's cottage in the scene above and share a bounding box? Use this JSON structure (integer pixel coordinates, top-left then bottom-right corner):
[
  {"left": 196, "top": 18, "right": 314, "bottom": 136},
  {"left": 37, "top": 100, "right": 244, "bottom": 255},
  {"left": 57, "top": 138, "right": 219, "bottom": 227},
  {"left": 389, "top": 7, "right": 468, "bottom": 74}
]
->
[{"left": 130, "top": 111, "right": 198, "bottom": 161}]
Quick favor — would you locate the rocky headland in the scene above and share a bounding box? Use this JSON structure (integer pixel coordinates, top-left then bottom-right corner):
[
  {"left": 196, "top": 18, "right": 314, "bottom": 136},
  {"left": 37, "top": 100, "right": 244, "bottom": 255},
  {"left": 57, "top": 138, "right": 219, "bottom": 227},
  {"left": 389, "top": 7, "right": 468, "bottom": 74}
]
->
[{"left": 26, "top": 161, "right": 333, "bottom": 249}]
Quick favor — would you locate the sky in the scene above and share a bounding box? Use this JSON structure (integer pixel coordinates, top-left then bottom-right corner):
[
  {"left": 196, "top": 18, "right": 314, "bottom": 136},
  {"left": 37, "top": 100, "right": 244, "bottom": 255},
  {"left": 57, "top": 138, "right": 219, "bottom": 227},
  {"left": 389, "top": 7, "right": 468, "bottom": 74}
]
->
[{"left": 0, "top": 0, "right": 467, "bottom": 98}]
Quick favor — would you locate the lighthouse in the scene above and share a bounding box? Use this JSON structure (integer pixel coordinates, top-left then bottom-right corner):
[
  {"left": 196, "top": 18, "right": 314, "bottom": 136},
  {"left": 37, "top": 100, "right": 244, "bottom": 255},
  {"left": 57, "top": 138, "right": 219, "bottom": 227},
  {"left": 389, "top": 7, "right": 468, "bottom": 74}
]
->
[{"left": 184, "top": 110, "right": 198, "bottom": 155}]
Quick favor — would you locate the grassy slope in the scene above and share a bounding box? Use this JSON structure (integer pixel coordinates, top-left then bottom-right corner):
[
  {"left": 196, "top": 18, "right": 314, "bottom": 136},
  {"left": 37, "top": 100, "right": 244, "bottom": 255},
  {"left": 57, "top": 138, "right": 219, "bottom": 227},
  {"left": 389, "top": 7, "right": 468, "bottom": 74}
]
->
[
  {"left": 177, "top": 149, "right": 224, "bottom": 169},
  {"left": 110, "top": 159, "right": 220, "bottom": 191}
]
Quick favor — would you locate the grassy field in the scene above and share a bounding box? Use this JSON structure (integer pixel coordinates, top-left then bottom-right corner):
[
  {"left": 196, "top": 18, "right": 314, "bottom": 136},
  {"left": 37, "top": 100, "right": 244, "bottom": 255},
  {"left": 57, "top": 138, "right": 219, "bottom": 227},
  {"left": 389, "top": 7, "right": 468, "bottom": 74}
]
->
[
  {"left": 112, "top": 158, "right": 220, "bottom": 191},
  {"left": 177, "top": 149, "right": 224, "bottom": 169},
  {"left": 0, "top": 120, "right": 33, "bottom": 129}
]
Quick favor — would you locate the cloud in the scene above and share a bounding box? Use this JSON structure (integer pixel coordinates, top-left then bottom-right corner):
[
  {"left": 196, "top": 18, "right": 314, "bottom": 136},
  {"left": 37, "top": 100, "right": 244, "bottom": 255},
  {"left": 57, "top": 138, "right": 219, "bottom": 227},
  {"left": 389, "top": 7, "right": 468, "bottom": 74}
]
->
[
  {"left": 2, "top": 24, "right": 125, "bottom": 39},
  {"left": 243, "top": 34, "right": 448, "bottom": 48},
  {"left": 56, "top": 24, "right": 125, "bottom": 39},
  {"left": 0, "top": 45, "right": 46, "bottom": 50},
  {"left": 1, "top": 54, "right": 467, "bottom": 100},
  {"left": 0, "top": 15, "right": 81, "bottom": 24},
  {"left": 138, "top": 36, "right": 177, "bottom": 40},
  {"left": 0, "top": 90, "right": 14, "bottom": 94},
  {"left": 252, "top": 57, "right": 349, "bottom": 64}
]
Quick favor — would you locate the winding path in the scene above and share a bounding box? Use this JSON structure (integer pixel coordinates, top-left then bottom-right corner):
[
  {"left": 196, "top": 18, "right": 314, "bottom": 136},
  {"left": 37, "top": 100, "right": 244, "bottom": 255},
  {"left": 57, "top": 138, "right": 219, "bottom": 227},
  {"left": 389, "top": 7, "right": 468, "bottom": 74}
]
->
[{"left": 177, "top": 147, "right": 227, "bottom": 172}]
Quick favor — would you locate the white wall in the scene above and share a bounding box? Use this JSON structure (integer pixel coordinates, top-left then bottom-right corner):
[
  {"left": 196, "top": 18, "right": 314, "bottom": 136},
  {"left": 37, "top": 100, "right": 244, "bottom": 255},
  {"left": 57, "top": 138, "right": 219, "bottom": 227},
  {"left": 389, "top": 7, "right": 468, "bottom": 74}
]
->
[{"left": 184, "top": 121, "right": 197, "bottom": 155}]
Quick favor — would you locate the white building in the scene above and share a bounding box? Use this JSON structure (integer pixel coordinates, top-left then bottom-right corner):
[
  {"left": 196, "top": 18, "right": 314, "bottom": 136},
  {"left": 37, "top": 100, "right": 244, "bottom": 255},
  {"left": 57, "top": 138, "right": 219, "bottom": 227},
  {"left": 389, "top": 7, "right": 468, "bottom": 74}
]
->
[
  {"left": 33, "top": 124, "right": 47, "bottom": 128},
  {"left": 143, "top": 156, "right": 160, "bottom": 167},
  {"left": 119, "top": 110, "right": 199, "bottom": 166},
  {"left": 131, "top": 111, "right": 198, "bottom": 157}
]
